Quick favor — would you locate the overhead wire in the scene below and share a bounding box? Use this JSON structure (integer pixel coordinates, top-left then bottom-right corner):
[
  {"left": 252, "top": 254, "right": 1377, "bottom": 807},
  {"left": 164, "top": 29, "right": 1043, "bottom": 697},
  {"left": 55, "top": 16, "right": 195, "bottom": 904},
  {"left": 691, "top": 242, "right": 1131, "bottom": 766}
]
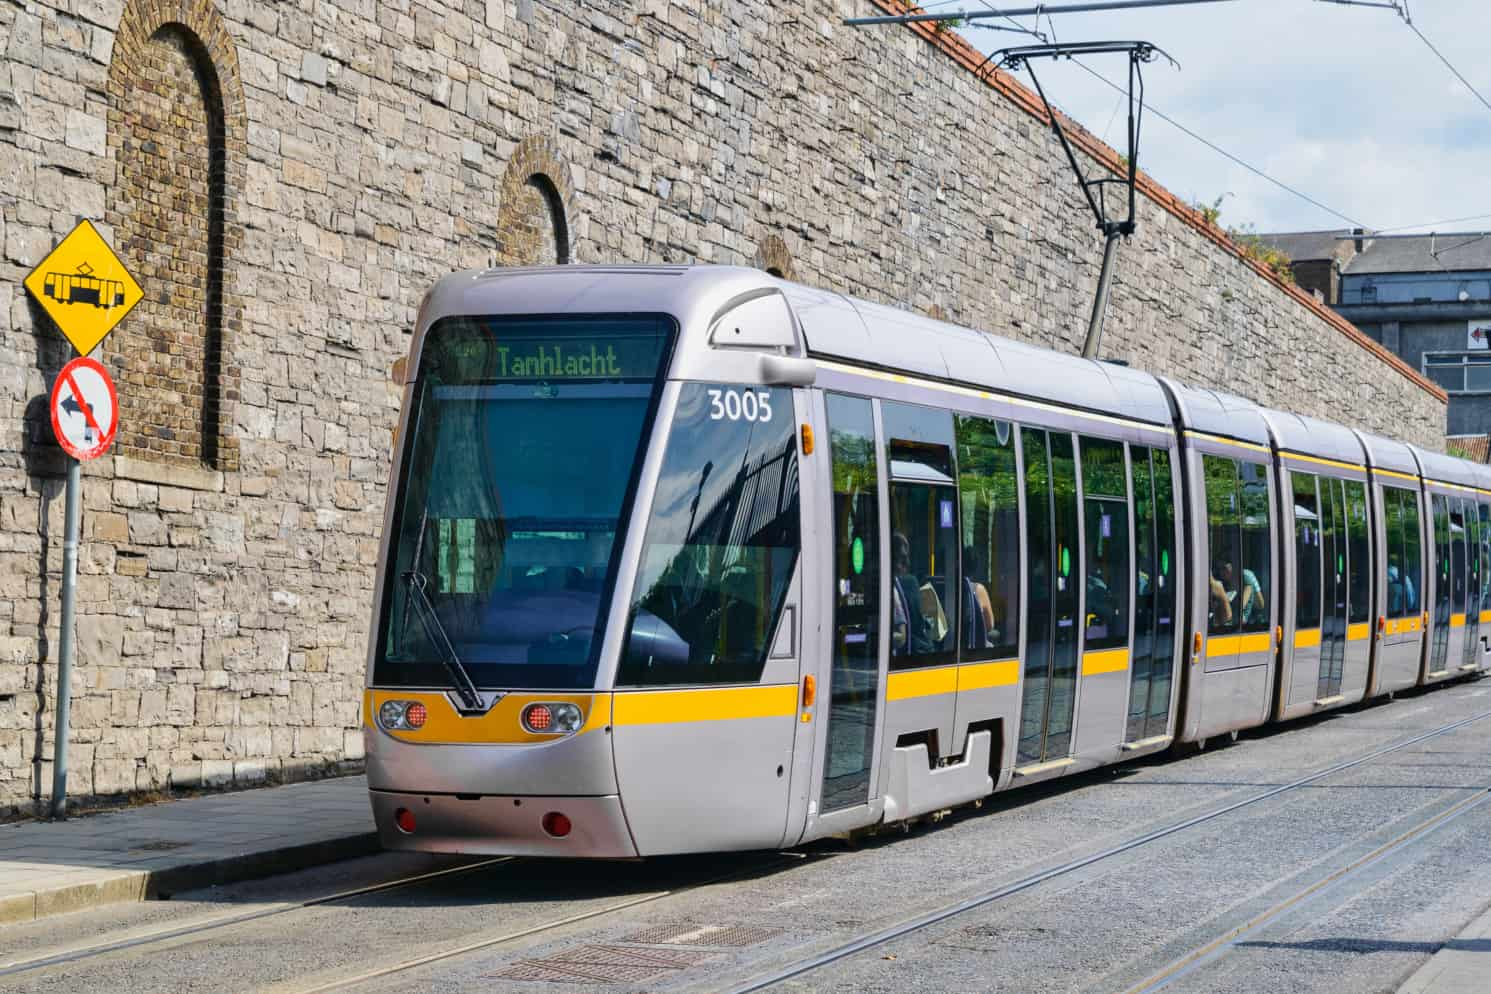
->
[
  {"left": 1375, "top": 213, "right": 1491, "bottom": 234},
  {"left": 955, "top": 0, "right": 1372, "bottom": 229},
  {"left": 1404, "top": 20, "right": 1491, "bottom": 116},
  {"left": 1066, "top": 60, "right": 1372, "bottom": 229}
]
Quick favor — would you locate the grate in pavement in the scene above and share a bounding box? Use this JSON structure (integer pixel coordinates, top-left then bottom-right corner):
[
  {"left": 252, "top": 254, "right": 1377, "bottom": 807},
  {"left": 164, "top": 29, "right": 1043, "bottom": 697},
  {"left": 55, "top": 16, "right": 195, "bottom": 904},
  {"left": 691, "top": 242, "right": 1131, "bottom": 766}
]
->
[
  {"left": 622, "top": 923, "right": 784, "bottom": 947},
  {"left": 490, "top": 943, "right": 718, "bottom": 984}
]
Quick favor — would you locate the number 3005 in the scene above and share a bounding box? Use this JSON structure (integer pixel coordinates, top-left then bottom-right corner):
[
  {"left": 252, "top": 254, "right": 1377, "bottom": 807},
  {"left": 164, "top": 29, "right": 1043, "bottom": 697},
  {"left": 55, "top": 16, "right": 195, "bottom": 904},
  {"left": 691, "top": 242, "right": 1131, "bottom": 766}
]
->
[{"left": 707, "top": 388, "right": 773, "bottom": 422}]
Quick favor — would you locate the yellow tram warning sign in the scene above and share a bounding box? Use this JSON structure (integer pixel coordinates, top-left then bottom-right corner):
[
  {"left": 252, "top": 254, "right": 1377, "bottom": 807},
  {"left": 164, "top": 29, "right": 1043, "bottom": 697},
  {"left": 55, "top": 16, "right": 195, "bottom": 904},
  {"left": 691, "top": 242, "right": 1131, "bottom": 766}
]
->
[{"left": 23, "top": 219, "right": 143, "bottom": 357}]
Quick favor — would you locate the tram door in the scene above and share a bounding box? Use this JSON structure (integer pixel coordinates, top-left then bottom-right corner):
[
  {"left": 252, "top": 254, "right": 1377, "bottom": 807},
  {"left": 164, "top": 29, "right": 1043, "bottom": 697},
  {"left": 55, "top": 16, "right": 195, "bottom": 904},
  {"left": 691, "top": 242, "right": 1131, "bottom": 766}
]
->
[
  {"left": 1018, "top": 428, "right": 1080, "bottom": 766},
  {"left": 1461, "top": 504, "right": 1481, "bottom": 669},
  {"left": 1429, "top": 495, "right": 1458, "bottom": 676},
  {"left": 1127, "top": 446, "right": 1178, "bottom": 742},
  {"left": 1317, "top": 476, "right": 1348, "bottom": 700},
  {"left": 818, "top": 393, "right": 883, "bottom": 814}
]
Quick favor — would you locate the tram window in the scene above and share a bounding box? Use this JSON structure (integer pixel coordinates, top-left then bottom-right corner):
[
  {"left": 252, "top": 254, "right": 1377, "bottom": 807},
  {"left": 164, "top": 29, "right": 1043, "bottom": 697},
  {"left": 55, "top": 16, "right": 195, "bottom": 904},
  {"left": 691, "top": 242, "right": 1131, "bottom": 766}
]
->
[
  {"left": 1385, "top": 488, "right": 1407, "bottom": 617},
  {"left": 1238, "top": 462, "right": 1271, "bottom": 634},
  {"left": 1481, "top": 504, "right": 1491, "bottom": 615},
  {"left": 954, "top": 414, "right": 1019, "bottom": 661},
  {"left": 1203, "top": 456, "right": 1241, "bottom": 636},
  {"left": 1293, "top": 472, "right": 1322, "bottom": 630},
  {"left": 1080, "top": 437, "right": 1129, "bottom": 651},
  {"left": 883, "top": 401, "right": 956, "bottom": 478},
  {"left": 1400, "top": 490, "right": 1422, "bottom": 616},
  {"left": 821, "top": 393, "right": 880, "bottom": 812},
  {"left": 889, "top": 482, "right": 959, "bottom": 667},
  {"left": 1450, "top": 501, "right": 1467, "bottom": 611},
  {"left": 1148, "top": 449, "right": 1178, "bottom": 727},
  {"left": 1468, "top": 501, "right": 1483, "bottom": 619},
  {"left": 375, "top": 313, "right": 674, "bottom": 691},
  {"left": 619, "top": 383, "right": 800, "bottom": 686},
  {"left": 1345, "top": 480, "right": 1370, "bottom": 624},
  {"left": 885, "top": 403, "right": 958, "bottom": 668}
]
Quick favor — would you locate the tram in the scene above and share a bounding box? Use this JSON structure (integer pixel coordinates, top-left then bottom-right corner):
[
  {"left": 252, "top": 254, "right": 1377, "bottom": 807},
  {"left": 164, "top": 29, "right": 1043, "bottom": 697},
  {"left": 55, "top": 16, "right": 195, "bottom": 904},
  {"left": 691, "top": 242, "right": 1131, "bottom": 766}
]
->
[{"left": 364, "top": 265, "right": 1490, "bottom": 857}]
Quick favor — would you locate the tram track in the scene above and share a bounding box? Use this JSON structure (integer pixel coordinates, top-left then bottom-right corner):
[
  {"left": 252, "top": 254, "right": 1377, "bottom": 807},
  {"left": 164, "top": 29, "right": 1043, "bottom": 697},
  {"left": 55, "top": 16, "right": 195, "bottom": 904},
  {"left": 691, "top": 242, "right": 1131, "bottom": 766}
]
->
[
  {"left": 0, "top": 855, "right": 513, "bottom": 979},
  {"left": 272, "top": 851, "right": 812, "bottom": 994},
  {"left": 1121, "top": 785, "right": 1491, "bottom": 993},
  {"left": 717, "top": 704, "right": 1491, "bottom": 994}
]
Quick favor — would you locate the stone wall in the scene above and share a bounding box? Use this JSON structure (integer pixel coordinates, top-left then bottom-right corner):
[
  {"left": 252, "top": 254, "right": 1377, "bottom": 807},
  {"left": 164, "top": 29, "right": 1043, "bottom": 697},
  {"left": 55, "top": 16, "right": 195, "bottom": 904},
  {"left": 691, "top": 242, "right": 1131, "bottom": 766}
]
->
[{"left": 0, "top": 0, "right": 1446, "bottom": 815}]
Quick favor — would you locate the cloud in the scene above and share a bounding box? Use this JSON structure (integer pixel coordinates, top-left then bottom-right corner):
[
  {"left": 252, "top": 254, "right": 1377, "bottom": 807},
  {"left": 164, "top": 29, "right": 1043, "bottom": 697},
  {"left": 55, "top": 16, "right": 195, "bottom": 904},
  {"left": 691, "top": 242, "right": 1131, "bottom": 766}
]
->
[{"left": 962, "top": 0, "right": 1490, "bottom": 232}]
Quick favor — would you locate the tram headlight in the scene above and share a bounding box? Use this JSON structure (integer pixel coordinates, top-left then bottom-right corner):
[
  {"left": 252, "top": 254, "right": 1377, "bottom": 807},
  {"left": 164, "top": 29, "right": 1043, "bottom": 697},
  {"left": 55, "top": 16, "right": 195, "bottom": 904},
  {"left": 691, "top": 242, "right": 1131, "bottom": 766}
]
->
[
  {"left": 551, "top": 703, "right": 583, "bottom": 733},
  {"left": 379, "top": 700, "right": 411, "bottom": 730}
]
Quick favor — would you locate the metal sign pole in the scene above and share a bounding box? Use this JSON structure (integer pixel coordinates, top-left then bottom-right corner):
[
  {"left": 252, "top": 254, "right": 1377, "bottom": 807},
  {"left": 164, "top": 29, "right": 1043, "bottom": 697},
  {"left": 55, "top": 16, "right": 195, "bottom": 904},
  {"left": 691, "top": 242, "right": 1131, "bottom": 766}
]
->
[{"left": 50, "top": 456, "right": 81, "bottom": 819}]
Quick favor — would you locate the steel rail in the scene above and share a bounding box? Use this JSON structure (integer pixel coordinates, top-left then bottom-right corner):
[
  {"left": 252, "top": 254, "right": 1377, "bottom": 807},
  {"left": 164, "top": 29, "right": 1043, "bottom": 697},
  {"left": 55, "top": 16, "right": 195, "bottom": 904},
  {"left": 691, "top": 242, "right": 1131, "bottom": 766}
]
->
[
  {"left": 0, "top": 856, "right": 514, "bottom": 978},
  {"left": 278, "top": 853, "right": 809, "bottom": 994},
  {"left": 1123, "top": 786, "right": 1491, "bottom": 993},
  {"left": 719, "top": 705, "right": 1491, "bottom": 993}
]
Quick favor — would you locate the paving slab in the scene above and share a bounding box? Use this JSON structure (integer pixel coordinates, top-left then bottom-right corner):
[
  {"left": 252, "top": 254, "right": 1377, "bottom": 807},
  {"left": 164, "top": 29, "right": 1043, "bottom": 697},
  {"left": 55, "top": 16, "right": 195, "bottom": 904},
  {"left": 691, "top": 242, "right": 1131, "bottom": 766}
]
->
[
  {"left": 1398, "top": 900, "right": 1491, "bottom": 994},
  {"left": 0, "top": 776, "right": 376, "bottom": 926}
]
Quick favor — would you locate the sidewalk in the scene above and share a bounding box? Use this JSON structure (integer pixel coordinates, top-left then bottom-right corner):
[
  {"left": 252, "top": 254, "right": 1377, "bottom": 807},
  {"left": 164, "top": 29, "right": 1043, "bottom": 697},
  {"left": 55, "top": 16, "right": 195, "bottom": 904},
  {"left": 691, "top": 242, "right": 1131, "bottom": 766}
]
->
[
  {"left": 0, "top": 775, "right": 376, "bottom": 925},
  {"left": 1398, "top": 902, "right": 1491, "bottom": 994}
]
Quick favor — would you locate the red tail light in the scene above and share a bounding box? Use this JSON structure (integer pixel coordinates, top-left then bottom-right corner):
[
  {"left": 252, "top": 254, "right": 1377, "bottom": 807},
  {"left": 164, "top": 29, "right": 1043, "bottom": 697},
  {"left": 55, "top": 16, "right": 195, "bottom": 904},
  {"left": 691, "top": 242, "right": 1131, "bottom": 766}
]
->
[
  {"left": 523, "top": 703, "right": 554, "bottom": 731},
  {"left": 394, "top": 808, "right": 416, "bottom": 834},
  {"left": 404, "top": 702, "right": 427, "bottom": 728},
  {"left": 542, "top": 811, "right": 572, "bottom": 838}
]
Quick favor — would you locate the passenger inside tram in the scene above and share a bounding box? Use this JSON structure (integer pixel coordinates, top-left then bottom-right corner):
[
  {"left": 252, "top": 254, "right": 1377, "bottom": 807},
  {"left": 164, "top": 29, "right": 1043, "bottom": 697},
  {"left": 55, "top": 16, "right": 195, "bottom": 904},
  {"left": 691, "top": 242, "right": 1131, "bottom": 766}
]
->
[
  {"left": 1235, "top": 561, "right": 1266, "bottom": 625},
  {"left": 891, "top": 532, "right": 937, "bottom": 655},
  {"left": 963, "top": 543, "right": 996, "bottom": 649},
  {"left": 1209, "top": 561, "right": 1233, "bottom": 627}
]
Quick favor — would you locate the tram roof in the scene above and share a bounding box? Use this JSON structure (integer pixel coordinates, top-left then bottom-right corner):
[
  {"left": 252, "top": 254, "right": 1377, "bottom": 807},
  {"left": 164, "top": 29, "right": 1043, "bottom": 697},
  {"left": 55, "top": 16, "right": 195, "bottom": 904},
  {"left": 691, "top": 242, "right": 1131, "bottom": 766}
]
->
[
  {"left": 1155, "top": 379, "right": 1273, "bottom": 449},
  {"left": 1351, "top": 429, "right": 1421, "bottom": 479},
  {"left": 1259, "top": 409, "right": 1366, "bottom": 469},
  {"left": 1410, "top": 444, "right": 1484, "bottom": 490},
  {"left": 778, "top": 281, "right": 1174, "bottom": 427}
]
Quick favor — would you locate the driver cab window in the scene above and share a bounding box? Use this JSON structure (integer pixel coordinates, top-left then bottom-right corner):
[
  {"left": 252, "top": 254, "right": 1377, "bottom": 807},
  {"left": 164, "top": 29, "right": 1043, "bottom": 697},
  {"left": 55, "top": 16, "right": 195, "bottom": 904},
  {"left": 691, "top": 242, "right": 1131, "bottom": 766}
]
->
[{"left": 619, "top": 383, "right": 801, "bottom": 686}]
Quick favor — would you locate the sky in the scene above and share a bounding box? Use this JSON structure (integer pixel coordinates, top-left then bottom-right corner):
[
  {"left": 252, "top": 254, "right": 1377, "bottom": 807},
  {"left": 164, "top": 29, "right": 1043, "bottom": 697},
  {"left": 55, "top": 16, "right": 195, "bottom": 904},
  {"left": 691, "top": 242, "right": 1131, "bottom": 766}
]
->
[{"left": 948, "top": 0, "right": 1491, "bottom": 235}]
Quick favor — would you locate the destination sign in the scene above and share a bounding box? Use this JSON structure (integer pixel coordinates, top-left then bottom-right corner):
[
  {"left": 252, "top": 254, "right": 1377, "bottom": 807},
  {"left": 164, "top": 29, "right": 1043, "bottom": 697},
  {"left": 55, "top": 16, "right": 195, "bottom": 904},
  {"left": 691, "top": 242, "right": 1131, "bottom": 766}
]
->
[
  {"left": 494, "top": 343, "right": 626, "bottom": 379},
  {"left": 425, "top": 316, "right": 673, "bottom": 384}
]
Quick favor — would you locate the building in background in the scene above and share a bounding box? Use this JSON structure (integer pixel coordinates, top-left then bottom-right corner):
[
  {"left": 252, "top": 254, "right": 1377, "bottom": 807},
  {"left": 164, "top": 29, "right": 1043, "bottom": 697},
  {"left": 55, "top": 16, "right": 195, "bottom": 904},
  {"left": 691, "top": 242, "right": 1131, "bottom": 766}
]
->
[{"left": 1261, "top": 230, "right": 1491, "bottom": 442}]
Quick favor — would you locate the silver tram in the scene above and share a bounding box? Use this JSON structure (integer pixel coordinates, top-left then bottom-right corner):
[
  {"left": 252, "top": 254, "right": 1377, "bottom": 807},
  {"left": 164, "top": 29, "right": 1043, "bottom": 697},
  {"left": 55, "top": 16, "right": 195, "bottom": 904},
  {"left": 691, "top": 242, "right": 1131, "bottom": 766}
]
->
[{"left": 364, "top": 265, "right": 1490, "bottom": 857}]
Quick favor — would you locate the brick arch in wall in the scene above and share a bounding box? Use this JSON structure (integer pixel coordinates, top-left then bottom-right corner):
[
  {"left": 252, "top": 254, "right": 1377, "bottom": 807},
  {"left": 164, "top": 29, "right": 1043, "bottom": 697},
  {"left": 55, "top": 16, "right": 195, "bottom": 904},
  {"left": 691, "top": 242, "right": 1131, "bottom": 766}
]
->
[
  {"left": 105, "top": 0, "right": 244, "bottom": 471},
  {"left": 494, "top": 136, "right": 576, "bottom": 266},
  {"left": 754, "top": 234, "right": 796, "bottom": 281}
]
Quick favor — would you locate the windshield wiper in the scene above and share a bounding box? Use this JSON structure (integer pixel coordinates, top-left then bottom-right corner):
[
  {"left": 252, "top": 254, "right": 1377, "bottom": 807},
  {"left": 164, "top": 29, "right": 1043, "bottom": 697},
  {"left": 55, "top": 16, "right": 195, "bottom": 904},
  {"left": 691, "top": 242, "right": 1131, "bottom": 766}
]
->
[{"left": 401, "top": 570, "right": 483, "bottom": 712}]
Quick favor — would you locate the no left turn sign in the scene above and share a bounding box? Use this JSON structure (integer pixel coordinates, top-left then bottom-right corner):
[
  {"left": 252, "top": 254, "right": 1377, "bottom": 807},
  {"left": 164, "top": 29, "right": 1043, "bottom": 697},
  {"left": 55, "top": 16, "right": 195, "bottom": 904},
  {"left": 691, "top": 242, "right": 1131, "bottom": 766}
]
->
[{"left": 50, "top": 357, "right": 119, "bottom": 461}]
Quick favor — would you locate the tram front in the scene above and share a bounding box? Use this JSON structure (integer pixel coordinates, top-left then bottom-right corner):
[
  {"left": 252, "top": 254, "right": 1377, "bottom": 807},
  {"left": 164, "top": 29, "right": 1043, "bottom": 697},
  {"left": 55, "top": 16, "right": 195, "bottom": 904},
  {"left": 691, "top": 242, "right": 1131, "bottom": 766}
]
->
[{"left": 365, "top": 266, "right": 812, "bottom": 857}]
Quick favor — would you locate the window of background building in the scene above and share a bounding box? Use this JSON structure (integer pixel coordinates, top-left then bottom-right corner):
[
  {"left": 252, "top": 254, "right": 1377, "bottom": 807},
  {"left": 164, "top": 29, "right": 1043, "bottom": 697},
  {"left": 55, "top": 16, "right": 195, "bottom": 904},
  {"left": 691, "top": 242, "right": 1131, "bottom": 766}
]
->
[{"left": 1422, "top": 352, "right": 1491, "bottom": 394}]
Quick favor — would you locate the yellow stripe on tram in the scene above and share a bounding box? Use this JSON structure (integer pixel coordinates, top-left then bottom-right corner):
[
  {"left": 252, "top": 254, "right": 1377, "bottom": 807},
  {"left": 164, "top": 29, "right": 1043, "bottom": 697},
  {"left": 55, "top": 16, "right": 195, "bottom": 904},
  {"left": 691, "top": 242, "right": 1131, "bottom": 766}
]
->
[
  {"left": 1183, "top": 430, "right": 1271, "bottom": 455},
  {"left": 1294, "top": 628, "right": 1322, "bottom": 649},
  {"left": 1481, "top": 610, "right": 1491, "bottom": 625},
  {"left": 1206, "top": 632, "right": 1274, "bottom": 657},
  {"left": 886, "top": 666, "right": 959, "bottom": 702},
  {"left": 1374, "top": 467, "right": 1420, "bottom": 483},
  {"left": 1347, "top": 622, "right": 1371, "bottom": 641},
  {"left": 1081, "top": 647, "right": 1130, "bottom": 676},
  {"left": 611, "top": 684, "right": 797, "bottom": 726},
  {"left": 958, "top": 658, "right": 1021, "bottom": 691},
  {"left": 1283, "top": 451, "right": 1367, "bottom": 473},
  {"left": 1452, "top": 613, "right": 1467, "bottom": 629}
]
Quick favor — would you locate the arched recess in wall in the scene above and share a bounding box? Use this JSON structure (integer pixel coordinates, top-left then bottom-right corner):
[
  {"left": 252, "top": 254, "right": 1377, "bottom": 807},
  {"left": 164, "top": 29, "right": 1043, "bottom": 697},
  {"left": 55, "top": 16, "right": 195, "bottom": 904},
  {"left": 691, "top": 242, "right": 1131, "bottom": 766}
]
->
[
  {"left": 494, "top": 136, "right": 576, "bottom": 266},
  {"left": 755, "top": 235, "right": 795, "bottom": 281},
  {"left": 106, "top": 0, "right": 244, "bottom": 472}
]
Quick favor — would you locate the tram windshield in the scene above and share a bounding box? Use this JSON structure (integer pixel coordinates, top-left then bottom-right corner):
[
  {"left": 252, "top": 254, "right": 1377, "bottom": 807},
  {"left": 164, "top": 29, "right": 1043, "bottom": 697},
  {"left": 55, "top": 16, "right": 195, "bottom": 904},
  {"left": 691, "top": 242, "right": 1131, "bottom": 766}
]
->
[{"left": 374, "top": 314, "right": 674, "bottom": 690}]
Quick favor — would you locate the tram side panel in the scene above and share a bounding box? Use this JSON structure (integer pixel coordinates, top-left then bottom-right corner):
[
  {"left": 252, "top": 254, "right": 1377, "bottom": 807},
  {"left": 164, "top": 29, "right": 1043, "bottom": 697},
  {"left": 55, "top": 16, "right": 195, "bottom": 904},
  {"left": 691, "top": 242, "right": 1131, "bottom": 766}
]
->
[
  {"left": 1274, "top": 464, "right": 1373, "bottom": 720},
  {"left": 608, "top": 380, "right": 806, "bottom": 855},
  {"left": 1176, "top": 441, "right": 1277, "bottom": 743},
  {"left": 1369, "top": 478, "right": 1427, "bottom": 696}
]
